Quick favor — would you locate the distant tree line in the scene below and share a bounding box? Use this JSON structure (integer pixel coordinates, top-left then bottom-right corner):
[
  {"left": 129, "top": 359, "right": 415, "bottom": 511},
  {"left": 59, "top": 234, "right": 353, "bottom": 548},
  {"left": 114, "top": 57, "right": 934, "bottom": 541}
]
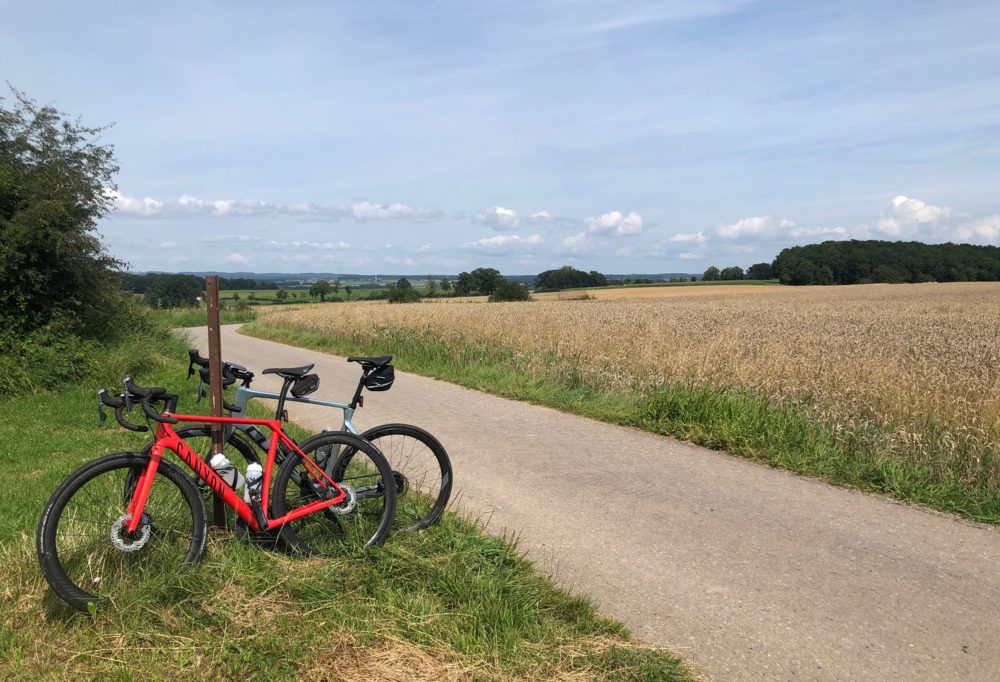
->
[
  {"left": 772, "top": 240, "right": 1000, "bottom": 285},
  {"left": 535, "top": 265, "right": 608, "bottom": 291},
  {"left": 219, "top": 276, "right": 267, "bottom": 290},
  {"left": 120, "top": 272, "right": 203, "bottom": 308},
  {"left": 701, "top": 263, "right": 773, "bottom": 281}
]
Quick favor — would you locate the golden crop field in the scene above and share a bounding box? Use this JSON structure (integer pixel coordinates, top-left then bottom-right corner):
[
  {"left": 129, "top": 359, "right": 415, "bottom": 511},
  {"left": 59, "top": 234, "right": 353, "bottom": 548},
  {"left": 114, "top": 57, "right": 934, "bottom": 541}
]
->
[{"left": 257, "top": 282, "right": 1000, "bottom": 486}]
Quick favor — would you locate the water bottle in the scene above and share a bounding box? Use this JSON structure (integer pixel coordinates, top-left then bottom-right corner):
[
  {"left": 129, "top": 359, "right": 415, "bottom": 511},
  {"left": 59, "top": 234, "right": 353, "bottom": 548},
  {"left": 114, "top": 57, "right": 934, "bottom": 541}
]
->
[
  {"left": 244, "top": 462, "right": 263, "bottom": 503},
  {"left": 209, "top": 453, "right": 244, "bottom": 490}
]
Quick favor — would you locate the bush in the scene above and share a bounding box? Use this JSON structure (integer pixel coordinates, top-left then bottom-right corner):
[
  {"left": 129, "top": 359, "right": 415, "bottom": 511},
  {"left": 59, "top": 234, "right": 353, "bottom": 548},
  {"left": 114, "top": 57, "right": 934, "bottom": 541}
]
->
[
  {"left": 1, "top": 88, "right": 123, "bottom": 337},
  {"left": 387, "top": 280, "right": 421, "bottom": 304},
  {"left": 489, "top": 280, "right": 532, "bottom": 302}
]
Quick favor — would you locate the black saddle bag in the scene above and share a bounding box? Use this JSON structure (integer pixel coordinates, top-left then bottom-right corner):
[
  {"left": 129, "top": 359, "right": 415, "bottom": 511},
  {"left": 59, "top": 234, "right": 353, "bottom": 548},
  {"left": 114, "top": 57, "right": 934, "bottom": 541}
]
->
[
  {"left": 291, "top": 373, "right": 320, "bottom": 398},
  {"left": 364, "top": 365, "right": 394, "bottom": 391}
]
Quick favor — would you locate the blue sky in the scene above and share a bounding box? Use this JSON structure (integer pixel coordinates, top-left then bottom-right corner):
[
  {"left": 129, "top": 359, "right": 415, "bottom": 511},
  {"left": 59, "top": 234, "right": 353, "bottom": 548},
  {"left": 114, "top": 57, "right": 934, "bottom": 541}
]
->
[{"left": 4, "top": 0, "right": 999, "bottom": 274}]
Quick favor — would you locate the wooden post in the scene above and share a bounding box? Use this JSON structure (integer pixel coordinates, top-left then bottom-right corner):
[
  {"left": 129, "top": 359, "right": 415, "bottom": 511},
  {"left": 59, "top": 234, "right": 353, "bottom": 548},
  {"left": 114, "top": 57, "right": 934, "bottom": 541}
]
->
[{"left": 205, "top": 276, "right": 227, "bottom": 528}]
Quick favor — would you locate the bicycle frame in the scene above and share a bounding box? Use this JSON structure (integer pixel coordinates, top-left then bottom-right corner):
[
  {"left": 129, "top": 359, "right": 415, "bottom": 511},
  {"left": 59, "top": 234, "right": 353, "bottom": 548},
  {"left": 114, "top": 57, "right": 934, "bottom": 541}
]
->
[
  {"left": 126, "top": 413, "right": 346, "bottom": 534},
  {"left": 231, "top": 385, "right": 359, "bottom": 434}
]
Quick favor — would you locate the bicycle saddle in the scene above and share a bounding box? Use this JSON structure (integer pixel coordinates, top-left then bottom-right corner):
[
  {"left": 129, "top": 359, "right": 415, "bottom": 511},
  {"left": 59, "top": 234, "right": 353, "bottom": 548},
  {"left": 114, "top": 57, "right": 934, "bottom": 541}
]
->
[
  {"left": 262, "top": 364, "right": 315, "bottom": 379},
  {"left": 346, "top": 355, "right": 393, "bottom": 367}
]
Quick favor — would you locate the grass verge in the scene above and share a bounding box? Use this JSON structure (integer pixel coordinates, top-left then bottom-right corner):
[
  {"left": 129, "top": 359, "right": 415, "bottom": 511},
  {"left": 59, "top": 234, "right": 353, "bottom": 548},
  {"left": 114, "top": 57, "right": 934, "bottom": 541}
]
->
[
  {"left": 0, "top": 322, "right": 693, "bottom": 680},
  {"left": 242, "top": 322, "right": 1000, "bottom": 524},
  {"left": 158, "top": 307, "right": 258, "bottom": 327}
]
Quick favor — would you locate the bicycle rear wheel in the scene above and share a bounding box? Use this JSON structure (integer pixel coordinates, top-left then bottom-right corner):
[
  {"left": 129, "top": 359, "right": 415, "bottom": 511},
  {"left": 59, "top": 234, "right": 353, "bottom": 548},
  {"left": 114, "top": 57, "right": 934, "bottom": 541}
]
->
[
  {"left": 270, "top": 432, "right": 396, "bottom": 554},
  {"left": 36, "top": 452, "right": 207, "bottom": 611},
  {"left": 358, "top": 424, "right": 452, "bottom": 532}
]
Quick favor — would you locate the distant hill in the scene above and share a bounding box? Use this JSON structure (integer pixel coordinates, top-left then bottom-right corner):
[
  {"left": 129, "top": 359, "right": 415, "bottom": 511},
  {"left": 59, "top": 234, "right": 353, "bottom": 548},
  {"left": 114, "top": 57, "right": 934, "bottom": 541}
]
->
[{"left": 128, "top": 271, "right": 700, "bottom": 284}]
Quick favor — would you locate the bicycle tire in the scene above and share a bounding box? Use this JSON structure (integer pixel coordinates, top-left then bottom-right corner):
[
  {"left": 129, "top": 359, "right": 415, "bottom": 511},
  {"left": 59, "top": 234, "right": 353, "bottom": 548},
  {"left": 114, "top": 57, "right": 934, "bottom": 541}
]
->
[
  {"left": 270, "top": 432, "right": 397, "bottom": 554},
  {"left": 36, "top": 452, "right": 207, "bottom": 612},
  {"left": 319, "top": 424, "right": 452, "bottom": 532}
]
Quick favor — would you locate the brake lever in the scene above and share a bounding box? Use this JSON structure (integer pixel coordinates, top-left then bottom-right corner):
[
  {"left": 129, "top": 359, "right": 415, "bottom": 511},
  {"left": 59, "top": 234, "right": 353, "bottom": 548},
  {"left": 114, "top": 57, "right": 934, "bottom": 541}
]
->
[{"left": 98, "top": 397, "right": 107, "bottom": 426}]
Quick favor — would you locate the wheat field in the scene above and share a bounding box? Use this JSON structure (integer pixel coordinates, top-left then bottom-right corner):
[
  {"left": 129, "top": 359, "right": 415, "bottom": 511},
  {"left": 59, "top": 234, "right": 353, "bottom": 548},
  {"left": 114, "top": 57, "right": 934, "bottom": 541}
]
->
[{"left": 257, "top": 282, "right": 1000, "bottom": 487}]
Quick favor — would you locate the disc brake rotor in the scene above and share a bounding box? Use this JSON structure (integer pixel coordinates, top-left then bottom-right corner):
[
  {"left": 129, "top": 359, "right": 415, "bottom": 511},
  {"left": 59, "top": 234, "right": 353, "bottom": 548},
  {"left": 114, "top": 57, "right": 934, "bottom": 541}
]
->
[
  {"left": 330, "top": 484, "right": 357, "bottom": 515},
  {"left": 110, "top": 513, "right": 151, "bottom": 552}
]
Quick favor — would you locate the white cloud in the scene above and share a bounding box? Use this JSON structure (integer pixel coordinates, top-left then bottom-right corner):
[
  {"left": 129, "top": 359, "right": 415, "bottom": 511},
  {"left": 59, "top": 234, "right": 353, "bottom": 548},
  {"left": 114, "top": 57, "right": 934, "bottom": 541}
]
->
[
  {"left": 464, "top": 233, "right": 542, "bottom": 249},
  {"left": 266, "top": 240, "right": 351, "bottom": 250},
  {"left": 158, "top": 241, "right": 177, "bottom": 248},
  {"left": 199, "top": 234, "right": 260, "bottom": 243},
  {"left": 350, "top": 200, "right": 439, "bottom": 221},
  {"left": 529, "top": 210, "right": 553, "bottom": 223},
  {"left": 106, "top": 189, "right": 163, "bottom": 216},
  {"left": 669, "top": 230, "right": 708, "bottom": 244},
  {"left": 787, "top": 225, "right": 849, "bottom": 239},
  {"left": 710, "top": 195, "right": 998, "bottom": 248},
  {"left": 384, "top": 255, "right": 416, "bottom": 266},
  {"left": 224, "top": 252, "right": 252, "bottom": 265},
  {"left": 476, "top": 206, "right": 521, "bottom": 231},
  {"left": 558, "top": 232, "right": 591, "bottom": 252},
  {"left": 178, "top": 194, "right": 275, "bottom": 217},
  {"left": 876, "top": 195, "right": 955, "bottom": 238},
  {"left": 954, "top": 214, "right": 1000, "bottom": 241},
  {"left": 717, "top": 215, "right": 773, "bottom": 239},
  {"left": 585, "top": 210, "right": 643, "bottom": 236}
]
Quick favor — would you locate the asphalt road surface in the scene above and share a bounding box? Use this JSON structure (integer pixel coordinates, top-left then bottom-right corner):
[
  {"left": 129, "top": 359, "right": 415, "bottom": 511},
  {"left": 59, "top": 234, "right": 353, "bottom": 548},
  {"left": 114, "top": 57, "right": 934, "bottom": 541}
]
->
[{"left": 185, "top": 325, "right": 1000, "bottom": 681}]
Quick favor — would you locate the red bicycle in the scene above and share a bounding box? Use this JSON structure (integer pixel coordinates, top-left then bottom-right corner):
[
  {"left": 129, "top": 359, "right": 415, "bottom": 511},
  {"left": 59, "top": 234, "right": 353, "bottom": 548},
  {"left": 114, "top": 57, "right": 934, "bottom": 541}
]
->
[{"left": 36, "top": 377, "right": 397, "bottom": 612}]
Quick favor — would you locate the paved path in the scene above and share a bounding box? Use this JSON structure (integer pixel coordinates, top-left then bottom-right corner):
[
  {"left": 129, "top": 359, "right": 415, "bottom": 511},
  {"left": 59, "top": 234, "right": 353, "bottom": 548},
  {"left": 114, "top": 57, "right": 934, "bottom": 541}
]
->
[{"left": 187, "top": 325, "right": 1000, "bottom": 681}]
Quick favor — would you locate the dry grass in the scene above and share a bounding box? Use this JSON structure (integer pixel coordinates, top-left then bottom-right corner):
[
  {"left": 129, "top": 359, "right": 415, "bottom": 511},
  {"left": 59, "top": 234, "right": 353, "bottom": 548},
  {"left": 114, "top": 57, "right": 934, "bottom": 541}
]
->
[
  {"left": 258, "top": 282, "right": 1000, "bottom": 487},
  {"left": 530, "top": 283, "right": 784, "bottom": 301}
]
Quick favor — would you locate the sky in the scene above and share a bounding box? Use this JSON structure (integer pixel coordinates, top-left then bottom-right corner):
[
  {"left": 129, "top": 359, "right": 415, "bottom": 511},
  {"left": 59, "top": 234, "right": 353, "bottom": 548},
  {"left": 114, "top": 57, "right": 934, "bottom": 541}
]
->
[{"left": 3, "top": 0, "right": 999, "bottom": 275}]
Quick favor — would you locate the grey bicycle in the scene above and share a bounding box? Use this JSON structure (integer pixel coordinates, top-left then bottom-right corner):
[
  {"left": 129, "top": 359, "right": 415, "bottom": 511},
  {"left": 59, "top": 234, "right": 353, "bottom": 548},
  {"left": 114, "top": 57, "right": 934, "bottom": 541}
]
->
[{"left": 178, "top": 349, "right": 452, "bottom": 533}]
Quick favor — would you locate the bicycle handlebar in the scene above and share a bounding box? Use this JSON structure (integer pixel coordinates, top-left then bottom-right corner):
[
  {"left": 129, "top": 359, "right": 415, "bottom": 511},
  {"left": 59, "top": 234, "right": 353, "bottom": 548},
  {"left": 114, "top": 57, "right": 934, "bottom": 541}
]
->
[
  {"left": 98, "top": 389, "right": 149, "bottom": 433},
  {"left": 188, "top": 348, "right": 254, "bottom": 386},
  {"left": 122, "top": 377, "right": 178, "bottom": 424}
]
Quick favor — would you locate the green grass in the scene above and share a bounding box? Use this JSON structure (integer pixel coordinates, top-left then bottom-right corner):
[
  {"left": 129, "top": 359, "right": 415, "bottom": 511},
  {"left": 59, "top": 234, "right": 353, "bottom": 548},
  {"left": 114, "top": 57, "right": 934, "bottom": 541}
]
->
[
  {"left": 158, "top": 307, "right": 258, "bottom": 327},
  {"left": 0, "top": 326, "right": 693, "bottom": 679},
  {"left": 242, "top": 323, "right": 1000, "bottom": 525},
  {"left": 220, "top": 288, "right": 390, "bottom": 305}
]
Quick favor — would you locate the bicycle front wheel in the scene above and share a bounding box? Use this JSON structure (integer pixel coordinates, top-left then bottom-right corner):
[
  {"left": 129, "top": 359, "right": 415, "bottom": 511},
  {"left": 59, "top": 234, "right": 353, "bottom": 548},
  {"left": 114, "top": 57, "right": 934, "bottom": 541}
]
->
[
  {"left": 36, "top": 452, "right": 207, "bottom": 611},
  {"left": 271, "top": 432, "right": 396, "bottom": 554}
]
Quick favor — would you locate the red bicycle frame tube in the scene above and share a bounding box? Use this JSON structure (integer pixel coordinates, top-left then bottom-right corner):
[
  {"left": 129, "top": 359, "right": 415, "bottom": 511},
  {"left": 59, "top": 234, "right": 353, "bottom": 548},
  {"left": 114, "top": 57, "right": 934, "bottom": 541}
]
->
[{"left": 125, "top": 413, "right": 347, "bottom": 533}]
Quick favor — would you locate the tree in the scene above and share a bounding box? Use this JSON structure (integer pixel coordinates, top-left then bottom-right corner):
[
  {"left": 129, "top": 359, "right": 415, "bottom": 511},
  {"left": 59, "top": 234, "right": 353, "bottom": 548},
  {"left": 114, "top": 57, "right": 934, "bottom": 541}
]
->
[
  {"left": 535, "top": 265, "right": 608, "bottom": 291},
  {"left": 454, "top": 271, "right": 476, "bottom": 296},
  {"left": 276, "top": 289, "right": 289, "bottom": 302},
  {"left": 310, "top": 280, "right": 332, "bottom": 302},
  {"left": 489, "top": 279, "right": 531, "bottom": 302},
  {"left": 332, "top": 278, "right": 341, "bottom": 296},
  {"left": 247, "top": 292, "right": 256, "bottom": 302},
  {"left": 145, "top": 274, "right": 202, "bottom": 308},
  {"left": 454, "top": 267, "right": 505, "bottom": 295},
  {"left": 344, "top": 285, "right": 353, "bottom": 298},
  {"left": 426, "top": 275, "right": 437, "bottom": 296},
  {"left": 387, "top": 277, "right": 421, "bottom": 303},
  {"left": 747, "top": 262, "right": 774, "bottom": 280},
  {"left": 0, "top": 88, "right": 123, "bottom": 335},
  {"left": 702, "top": 266, "right": 721, "bottom": 281},
  {"left": 720, "top": 266, "right": 745, "bottom": 281},
  {"left": 232, "top": 292, "right": 241, "bottom": 302},
  {"left": 440, "top": 278, "right": 452, "bottom": 292}
]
